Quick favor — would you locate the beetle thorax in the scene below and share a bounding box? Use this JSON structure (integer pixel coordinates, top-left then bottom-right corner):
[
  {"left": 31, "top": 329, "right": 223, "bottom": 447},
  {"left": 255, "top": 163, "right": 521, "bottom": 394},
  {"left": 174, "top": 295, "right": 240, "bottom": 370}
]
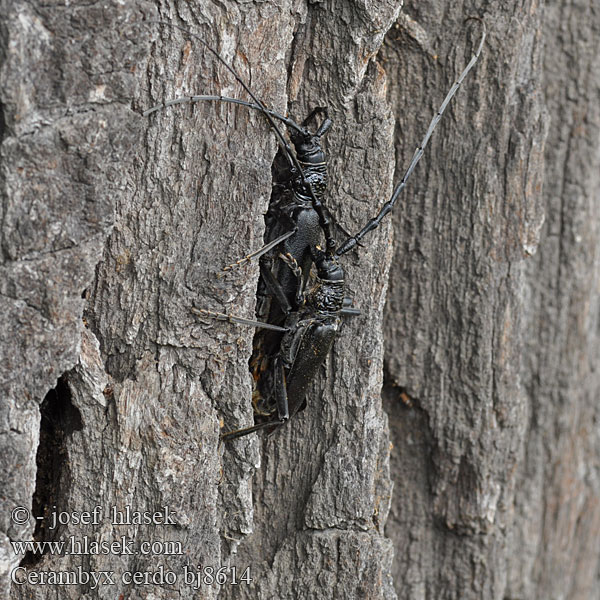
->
[
  {"left": 293, "top": 166, "right": 328, "bottom": 201},
  {"left": 308, "top": 278, "right": 345, "bottom": 314}
]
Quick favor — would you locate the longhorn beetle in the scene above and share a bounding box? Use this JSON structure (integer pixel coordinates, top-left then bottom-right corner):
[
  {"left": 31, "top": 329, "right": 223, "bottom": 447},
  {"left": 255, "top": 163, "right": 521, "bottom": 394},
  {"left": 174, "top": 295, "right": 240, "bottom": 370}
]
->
[{"left": 143, "top": 18, "right": 486, "bottom": 440}]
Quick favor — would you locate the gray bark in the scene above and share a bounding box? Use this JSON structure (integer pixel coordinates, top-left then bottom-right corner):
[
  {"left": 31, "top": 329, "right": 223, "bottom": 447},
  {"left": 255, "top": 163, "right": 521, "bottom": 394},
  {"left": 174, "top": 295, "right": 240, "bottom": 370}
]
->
[
  {"left": 382, "top": 1, "right": 547, "bottom": 598},
  {"left": 508, "top": 0, "right": 600, "bottom": 597},
  {"left": 383, "top": 1, "right": 600, "bottom": 599},
  {"left": 1, "top": 1, "right": 598, "bottom": 600}
]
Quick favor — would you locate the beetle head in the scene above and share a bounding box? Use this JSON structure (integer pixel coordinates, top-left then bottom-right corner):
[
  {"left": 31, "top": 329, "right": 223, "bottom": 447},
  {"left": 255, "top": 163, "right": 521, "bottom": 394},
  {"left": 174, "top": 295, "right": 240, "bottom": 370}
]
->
[
  {"left": 290, "top": 128, "right": 326, "bottom": 165},
  {"left": 313, "top": 249, "right": 344, "bottom": 282}
]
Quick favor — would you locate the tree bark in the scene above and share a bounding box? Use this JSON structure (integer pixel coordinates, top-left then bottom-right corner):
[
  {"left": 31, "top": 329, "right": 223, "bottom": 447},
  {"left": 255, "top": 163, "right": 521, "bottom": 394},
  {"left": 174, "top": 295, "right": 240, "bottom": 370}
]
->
[
  {"left": 381, "top": 0, "right": 547, "bottom": 598},
  {"left": 1, "top": 1, "right": 598, "bottom": 600}
]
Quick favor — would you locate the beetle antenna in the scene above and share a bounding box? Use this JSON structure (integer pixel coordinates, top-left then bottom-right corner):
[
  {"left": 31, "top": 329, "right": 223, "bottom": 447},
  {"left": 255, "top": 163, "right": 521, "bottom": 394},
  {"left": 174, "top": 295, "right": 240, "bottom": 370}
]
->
[
  {"left": 136, "top": 19, "right": 337, "bottom": 253},
  {"left": 336, "top": 18, "right": 486, "bottom": 256},
  {"left": 143, "top": 94, "right": 305, "bottom": 134}
]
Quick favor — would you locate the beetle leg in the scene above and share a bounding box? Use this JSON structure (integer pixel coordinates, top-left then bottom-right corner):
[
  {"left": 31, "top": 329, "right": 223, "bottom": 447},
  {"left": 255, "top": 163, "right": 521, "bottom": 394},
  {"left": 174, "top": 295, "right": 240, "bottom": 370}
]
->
[
  {"left": 191, "top": 308, "right": 289, "bottom": 332},
  {"left": 259, "top": 262, "right": 293, "bottom": 314},
  {"left": 274, "top": 356, "right": 289, "bottom": 422},
  {"left": 341, "top": 296, "right": 361, "bottom": 316},
  {"left": 278, "top": 252, "right": 305, "bottom": 306},
  {"left": 220, "top": 419, "right": 279, "bottom": 442},
  {"left": 222, "top": 228, "right": 296, "bottom": 271}
]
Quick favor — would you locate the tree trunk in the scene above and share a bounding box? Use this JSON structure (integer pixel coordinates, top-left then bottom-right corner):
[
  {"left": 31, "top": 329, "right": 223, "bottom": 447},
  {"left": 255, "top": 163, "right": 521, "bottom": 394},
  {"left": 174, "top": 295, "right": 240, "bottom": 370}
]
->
[{"left": 1, "top": 1, "right": 598, "bottom": 599}]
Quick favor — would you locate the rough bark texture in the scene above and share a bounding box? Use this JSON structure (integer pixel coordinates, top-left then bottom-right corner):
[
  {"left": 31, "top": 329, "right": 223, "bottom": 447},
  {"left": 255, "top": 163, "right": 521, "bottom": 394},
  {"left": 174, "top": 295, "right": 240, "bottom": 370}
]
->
[
  {"left": 1, "top": 1, "right": 598, "bottom": 600},
  {"left": 381, "top": 1, "right": 548, "bottom": 598},
  {"left": 508, "top": 0, "right": 600, "bottom": 597},
  {"left": 0, "top": 0, "right": 154, "bottom": 596},
  {"left": 382, "top": 1, "right": 600, "bottom": 599}
]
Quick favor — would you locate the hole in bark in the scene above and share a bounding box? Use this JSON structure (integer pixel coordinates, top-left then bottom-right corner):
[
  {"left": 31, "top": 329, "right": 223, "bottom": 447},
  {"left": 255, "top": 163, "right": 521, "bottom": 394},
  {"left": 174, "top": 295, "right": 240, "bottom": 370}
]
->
[
  {"left": 20, "top": 375, "right": 83, "bottom": 568},
  {"left": 242, "top": 147, "right": 291, "bottom": 427}
]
